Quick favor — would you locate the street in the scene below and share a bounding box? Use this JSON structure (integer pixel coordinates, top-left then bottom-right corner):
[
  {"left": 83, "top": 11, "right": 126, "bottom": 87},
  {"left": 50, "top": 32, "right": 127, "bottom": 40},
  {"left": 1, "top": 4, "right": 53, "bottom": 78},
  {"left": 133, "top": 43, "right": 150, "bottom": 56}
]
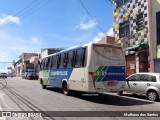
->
[{"left": 0, "top": 77, "right": 160, "bottom": 120}]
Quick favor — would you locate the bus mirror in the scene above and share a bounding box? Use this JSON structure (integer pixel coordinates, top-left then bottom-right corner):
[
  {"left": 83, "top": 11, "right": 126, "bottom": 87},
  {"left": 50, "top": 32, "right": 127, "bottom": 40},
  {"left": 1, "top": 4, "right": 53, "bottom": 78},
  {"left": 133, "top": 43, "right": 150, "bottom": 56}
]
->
[{"left": 38, "top": 61, "right": 40, "bottom": 65}]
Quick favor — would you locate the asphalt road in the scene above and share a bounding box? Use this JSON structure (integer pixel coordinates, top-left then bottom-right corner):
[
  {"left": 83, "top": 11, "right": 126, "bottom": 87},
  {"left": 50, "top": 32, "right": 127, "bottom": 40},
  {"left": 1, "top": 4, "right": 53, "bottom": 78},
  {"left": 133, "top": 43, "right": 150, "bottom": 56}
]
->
[{"left": 0, "top": 77, "right": 160, "bottom": 120}]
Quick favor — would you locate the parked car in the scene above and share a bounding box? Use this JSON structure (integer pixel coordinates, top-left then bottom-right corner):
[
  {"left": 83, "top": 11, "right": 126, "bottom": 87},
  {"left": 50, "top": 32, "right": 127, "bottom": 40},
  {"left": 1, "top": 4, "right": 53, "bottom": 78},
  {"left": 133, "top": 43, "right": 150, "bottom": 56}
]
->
[
  {"left": 117, "top": 73, "right": 160, "bottom": 101},
  {"left": 7, "top": 73, "right": 16, "bottom": 77},
  {"left": 0, "top": 72, "right": 8, "bottom": 78},
  {"left": 26, "top": 72, "right": 38, "bottom": 80},
  {"left": 22, "top": 72, "right": 27, "bottom": 79},
  {"left": 22, "top": 69, "right": 35, "bottom": 79}
]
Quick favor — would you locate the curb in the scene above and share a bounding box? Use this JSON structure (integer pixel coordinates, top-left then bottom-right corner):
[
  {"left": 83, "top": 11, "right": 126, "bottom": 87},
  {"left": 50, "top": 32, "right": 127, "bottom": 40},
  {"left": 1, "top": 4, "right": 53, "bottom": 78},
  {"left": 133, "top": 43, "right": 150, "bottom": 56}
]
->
[{"left": 0, "top": 106, "right": 6, "bottom": 120}]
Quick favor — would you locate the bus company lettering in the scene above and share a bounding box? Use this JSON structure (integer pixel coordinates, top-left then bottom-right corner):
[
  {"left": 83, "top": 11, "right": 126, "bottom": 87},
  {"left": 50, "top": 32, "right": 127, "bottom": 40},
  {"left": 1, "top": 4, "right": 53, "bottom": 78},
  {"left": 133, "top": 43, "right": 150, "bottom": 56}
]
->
[
  {"left": 51, "top": 71, "right": 68, "bottom": 76},
  {"left": 95, "top": 71, "right": 124, "bottom": 76}
]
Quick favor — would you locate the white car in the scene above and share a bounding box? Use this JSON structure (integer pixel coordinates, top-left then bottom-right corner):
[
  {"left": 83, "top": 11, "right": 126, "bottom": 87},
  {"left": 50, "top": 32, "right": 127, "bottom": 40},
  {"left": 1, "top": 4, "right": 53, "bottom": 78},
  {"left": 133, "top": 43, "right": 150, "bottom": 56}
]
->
[{"left": 117, "top": 73, "right": 160, "bottom": 101}]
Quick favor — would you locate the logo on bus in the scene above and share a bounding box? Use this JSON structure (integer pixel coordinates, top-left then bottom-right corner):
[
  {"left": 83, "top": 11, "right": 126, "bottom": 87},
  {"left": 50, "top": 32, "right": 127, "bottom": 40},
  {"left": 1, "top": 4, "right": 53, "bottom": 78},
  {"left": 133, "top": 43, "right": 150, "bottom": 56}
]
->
[
  {"left": 94, "top": 66, "right": 125, "bottom": 82},
  {"left": 51, "top": 71, "right": 68, "bottom": 76}
]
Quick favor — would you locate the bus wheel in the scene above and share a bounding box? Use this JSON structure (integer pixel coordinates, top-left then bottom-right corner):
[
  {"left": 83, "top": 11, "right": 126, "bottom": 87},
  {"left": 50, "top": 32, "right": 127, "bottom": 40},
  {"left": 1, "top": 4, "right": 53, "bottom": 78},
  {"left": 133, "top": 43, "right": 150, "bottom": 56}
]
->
[
  {"left": 62, "top": 82, "right": 69, "bottom": 95},
  {"left": 117, "top": 91, "right": 123, "bottom": 95},
  {"left": 42, "top": 83, "right": 46, "bottom": 89}
]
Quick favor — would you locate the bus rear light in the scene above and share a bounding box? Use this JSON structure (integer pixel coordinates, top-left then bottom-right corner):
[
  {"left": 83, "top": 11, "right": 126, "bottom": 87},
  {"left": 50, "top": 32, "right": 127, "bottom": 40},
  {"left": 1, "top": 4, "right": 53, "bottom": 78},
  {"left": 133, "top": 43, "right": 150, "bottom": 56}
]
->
[
  {"left": 89, "top": 72, "right": 95, "bottom": 87},
  {"left": 89, "top": 72, "right": 95, "bottom": 79}
]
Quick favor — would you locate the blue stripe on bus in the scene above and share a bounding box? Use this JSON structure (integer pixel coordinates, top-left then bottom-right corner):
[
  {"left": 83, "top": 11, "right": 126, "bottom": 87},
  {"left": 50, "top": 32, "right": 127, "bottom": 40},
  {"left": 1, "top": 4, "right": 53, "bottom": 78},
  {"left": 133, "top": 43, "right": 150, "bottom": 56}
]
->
[
  {"left": 52, "top": 46, "right": 83, "bottom": 56},
  {"left": 100, "top": 66, "right": 125, "bottom": 81},
  {"left": 48, "top": 68, "right": 73, "bottom": 87}
]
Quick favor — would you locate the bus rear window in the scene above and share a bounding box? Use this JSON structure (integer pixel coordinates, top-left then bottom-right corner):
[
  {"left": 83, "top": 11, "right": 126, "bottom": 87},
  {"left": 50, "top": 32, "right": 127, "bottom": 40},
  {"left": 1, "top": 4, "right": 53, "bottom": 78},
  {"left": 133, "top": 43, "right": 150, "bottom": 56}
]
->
[{"left": 93, "top": 45, "right": 125, "bottom": 61}]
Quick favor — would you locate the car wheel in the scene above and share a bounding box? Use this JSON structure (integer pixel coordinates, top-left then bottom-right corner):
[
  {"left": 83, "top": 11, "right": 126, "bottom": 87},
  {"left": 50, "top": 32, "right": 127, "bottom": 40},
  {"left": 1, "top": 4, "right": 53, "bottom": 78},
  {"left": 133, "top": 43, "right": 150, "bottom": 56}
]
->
[
  {"left": 117, "top": 91, "right": 123, "bottom": 95},
  {"left": 147, "top": 91, "right": 158, "bottom": 101}
]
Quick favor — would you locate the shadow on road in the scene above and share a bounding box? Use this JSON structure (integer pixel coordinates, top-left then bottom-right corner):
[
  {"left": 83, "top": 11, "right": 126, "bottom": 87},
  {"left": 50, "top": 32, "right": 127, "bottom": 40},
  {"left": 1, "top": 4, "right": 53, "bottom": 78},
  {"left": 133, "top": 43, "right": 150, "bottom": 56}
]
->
[
  {"left": 47, "top": 87, "right": 154, "bottom": 106},
  {"left": 120, "top": 93, "right": 160, "bottom": 102}
]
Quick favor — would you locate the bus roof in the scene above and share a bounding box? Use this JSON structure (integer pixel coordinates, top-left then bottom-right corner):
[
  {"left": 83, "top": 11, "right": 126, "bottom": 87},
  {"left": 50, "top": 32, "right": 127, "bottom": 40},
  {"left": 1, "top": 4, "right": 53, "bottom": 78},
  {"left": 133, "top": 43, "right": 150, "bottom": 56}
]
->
[
  {"left": 44, "top": 45, "right": 83, "bottom": 58},
  {"left": 42, "top": 43, "right": 121, "bottom": 59}
]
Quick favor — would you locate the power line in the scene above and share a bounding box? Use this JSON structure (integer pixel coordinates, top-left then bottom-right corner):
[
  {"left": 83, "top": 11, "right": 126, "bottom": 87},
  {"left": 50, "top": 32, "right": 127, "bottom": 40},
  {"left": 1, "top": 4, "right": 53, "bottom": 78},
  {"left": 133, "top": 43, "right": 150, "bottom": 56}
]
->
[
  {"left": 15, "top": 0, "right": 39, "bottom": 16},
  {"left": 104, "top": 0, "right": 113, "bottom": 8},
  {"left": 0, "top": 0, "right": 52, "bottom": 32},
  {"left": 19, "top": 0, "right": 52, "bottom": 19},
  {"left": 0, "top": 62, "right": 13, "bottom": 63},
  {"left": 0, "top": 0, "right": 38, "bottom": 31},
  {"left": 79, "top": 0, "right": 106, "bottom": 35}
]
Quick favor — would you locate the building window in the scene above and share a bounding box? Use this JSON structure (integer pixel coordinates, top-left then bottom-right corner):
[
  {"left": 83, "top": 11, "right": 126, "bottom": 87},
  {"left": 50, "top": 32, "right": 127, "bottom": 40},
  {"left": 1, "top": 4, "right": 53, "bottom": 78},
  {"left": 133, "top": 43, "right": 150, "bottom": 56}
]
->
[
  {"left": 157, "top": 11, "right": 160, "bottom": 44},
  {"left": 119, "top": 21, "right": 130, "bottom": 38},
  {"left": 116, "top": 0, "right": 130, "bottom": 7},
  {"left": 136, "top": 13, "right": 144, "bottom": 31}
]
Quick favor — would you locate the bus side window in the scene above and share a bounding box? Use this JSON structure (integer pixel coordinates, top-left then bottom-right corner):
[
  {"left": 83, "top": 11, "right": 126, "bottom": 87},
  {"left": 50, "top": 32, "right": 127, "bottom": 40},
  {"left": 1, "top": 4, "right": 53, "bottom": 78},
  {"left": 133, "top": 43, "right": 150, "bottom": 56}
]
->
[
  {"left": 59, "top": 54, "right": 65, "bottom": 68},
  {"left": 67, "top": 51, "right": 73, "bottom": 68},
  {"left": 81, "top": 48, "right": 86, "bottom": 67},
  {"left": 44, "top": 58, "right": 48, "bottom": 70},
  {"left": 52, "top": 56, "right": 57, "bottom": 69},
  {"left": 41, "top": 59, "right": 44, "bottom": 70},
  {"left": 47, "top": 57, "right": 51, "bottom": 69},
  {"left": 56, "top": 55, "right": 61, "bottom": 68},
  {"left": 64, "top": 53, "right": 68, "bottom": 68},
  {"left": 72, "top": 51, "right": 77, "bottom": 67},
  {"left": 75, "top": 49, "right": 83, "bottom": 68},
  {"left": 43, "top": 59, "right": 46, "bottom": 70},
  {"left": 49, "top": 56, "right": 53, "bottom": 69}
]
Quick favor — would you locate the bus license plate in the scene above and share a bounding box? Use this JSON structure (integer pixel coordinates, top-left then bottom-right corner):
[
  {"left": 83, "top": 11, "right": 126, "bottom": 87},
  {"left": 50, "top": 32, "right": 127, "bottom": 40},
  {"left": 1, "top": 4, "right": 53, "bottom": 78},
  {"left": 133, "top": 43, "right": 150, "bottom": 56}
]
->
[{"left": 108, "top": 81, "right": 116, "bottom": 86}]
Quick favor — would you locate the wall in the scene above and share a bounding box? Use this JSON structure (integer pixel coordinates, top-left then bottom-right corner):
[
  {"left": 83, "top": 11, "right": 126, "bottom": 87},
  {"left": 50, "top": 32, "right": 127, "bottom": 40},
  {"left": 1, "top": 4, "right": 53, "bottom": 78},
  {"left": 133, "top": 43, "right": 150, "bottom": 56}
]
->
[
  {"left": 150, "top": 0, "right": 160, "bottom": 58},
  {"left": 113, "top": 0, "right": 149, "bottom": 51},
  {"left": 98, "top": 36, "right": 115, "bottom": 44}
]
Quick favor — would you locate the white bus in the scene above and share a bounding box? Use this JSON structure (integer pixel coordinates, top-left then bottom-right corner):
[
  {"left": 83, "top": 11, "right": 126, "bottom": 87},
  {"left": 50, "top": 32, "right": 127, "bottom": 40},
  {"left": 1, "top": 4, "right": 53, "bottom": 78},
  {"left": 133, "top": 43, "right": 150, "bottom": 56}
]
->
[{"left": 39, "top": 43, "right": 126, "bottom": 95}]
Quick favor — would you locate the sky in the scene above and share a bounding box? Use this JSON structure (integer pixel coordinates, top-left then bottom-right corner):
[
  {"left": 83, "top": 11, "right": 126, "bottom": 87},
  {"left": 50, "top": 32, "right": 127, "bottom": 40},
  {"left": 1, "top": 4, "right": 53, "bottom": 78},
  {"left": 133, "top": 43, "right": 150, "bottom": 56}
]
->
[{"left": 0, "top": 0, "right": 114, "bottom": 73}]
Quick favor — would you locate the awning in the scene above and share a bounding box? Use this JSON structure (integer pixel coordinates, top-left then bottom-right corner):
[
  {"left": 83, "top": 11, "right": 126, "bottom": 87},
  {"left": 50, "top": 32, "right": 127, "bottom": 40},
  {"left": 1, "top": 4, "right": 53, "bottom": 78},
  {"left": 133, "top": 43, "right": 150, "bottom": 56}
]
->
[{"left": 125, "top": 43, "right": 149, "bottom": 51}]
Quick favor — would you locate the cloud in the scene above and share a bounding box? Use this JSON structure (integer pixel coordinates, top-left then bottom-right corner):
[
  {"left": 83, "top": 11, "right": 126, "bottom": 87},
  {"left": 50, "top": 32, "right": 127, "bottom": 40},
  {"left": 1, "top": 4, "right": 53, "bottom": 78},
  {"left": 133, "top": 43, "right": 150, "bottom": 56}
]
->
[
  {"left": 31, "top": 37, "right": 39, "bottom": 42},
  {"left": 90, "top": 27, "right": 114, "bottom": 43},
  {"left": 78, "top": 19, "right": 96, "bottom": 30},
  {"left": 46, "top": 32, "right": 92, "bottom": 46},
  {"left": 76, "top": 16, "right": 96, "bottom": 30},
  {"left": 0, "top": 15, "right": 20, "bottom": 25},
  {"left": 106, "top": 27, "right": 114, "bottom": 36},
  {"left": 91, "top": 32, "right": 105, "bottom": 43},
  {"left": 0, "top": 32, "right": 42, "bottom": 62},
  {"left": 0, "top": 68, "right": 9, "bottom": 73}
]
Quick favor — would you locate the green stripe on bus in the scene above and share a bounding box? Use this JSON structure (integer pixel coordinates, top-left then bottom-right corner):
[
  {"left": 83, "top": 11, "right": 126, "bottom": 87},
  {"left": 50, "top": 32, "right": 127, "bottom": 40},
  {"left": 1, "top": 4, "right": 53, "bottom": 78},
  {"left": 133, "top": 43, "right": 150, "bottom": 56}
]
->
[
  {"left": 95, "top": 66, "right": 108, "bottom": 82},
  {"left": 94, "top": 66, "right": 104, "bottom": 80},
  {"left": 94, "top": 66, "right": 104, "bottom": 79},
  {"left": 98, "top": 66, "right": 109, "bottom": 82}
]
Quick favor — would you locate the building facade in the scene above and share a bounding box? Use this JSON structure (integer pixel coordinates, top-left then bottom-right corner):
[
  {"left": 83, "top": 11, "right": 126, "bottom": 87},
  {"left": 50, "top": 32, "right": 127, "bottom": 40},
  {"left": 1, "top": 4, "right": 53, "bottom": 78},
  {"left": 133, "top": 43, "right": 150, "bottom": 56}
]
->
[
  {"left": 98, "top": 36, "right": 115, "bottom": 44},
  {"left": 41, "top": 48, "right": 65, "bottom": 60},
  {"left": 14, "top": 53, "right": 39, "bottom": 77},
  {"left": 113, "top": 0, "right": 160, "bottom": 76}
]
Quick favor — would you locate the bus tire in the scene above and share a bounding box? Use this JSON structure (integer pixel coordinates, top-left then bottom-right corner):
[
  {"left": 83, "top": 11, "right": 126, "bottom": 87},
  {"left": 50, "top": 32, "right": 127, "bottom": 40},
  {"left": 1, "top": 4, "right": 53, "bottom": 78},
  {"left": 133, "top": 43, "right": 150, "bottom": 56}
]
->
[
  {"left": 117, "top": 91, "right": 123, "bottom": 95},
  {"left": 42, "top": 83, "right": 46, "bottom": 89},
  {"left": 62, "top": 82, "right": 70, "bottom": 95}
]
